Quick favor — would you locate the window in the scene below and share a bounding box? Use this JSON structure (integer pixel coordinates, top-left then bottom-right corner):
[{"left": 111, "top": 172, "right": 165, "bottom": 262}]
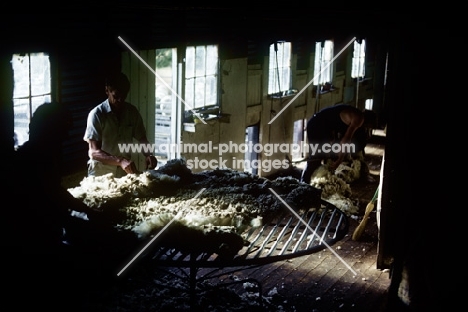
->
[
  {"left": 313, "top": 40, "right": 334, "bottom": 85},
  {"left": 184, "top": 45, "right": 219, "bottom": 110},
  {"left": 11, "top": 52, "right": 52, "bottom": 148},
  {"left": 155, "top": 48, "right": 176, "bottom": 159},
  {"left": 268, "top": 41, "right": 292, "bottom": 95},
  {"left": 351, "top": 39, "right": 366, "bottom": 79},
  {"left": 245, "top": 124, "right": 260, "bottom": 175},
  {"left": 292, "top": 119, "right": 305, "bottom": 161}
]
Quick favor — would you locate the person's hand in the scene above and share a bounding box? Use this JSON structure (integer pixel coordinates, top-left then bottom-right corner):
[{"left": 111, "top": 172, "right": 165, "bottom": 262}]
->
[
  {"left": 145, "top": 155, "right": 158, "bottom": 170},
  {"left": 120, "top": 158, "right": 139, "bottom": 174},
  {"left": 329, "top": 161, "right": 340, "bottom": 172},
  {"left": 329, "top": 153, "right": 345, "bottom": 172},
  {"left": 329, "top": 156, "right": 343, "bottom": 172}
]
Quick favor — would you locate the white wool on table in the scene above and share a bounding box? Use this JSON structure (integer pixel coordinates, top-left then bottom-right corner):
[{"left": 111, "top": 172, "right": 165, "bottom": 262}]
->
[
  {"left": 335, "top": 159, "right": 361, "bottom": 183},
  {"left": 68, "top": 171, "right": 179, "bottom": 209},
  {"left": 309, "top": 158, "right": 363, "bottom": 215},
  {"left": 67, "top": 164, "right": 314, "bottom": 243},
  {"left": 128, "top": 196, "right": 243, "bottom": 238}
]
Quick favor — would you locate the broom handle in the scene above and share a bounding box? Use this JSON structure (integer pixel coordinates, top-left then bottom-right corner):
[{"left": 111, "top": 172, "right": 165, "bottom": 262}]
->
[
  {"left": 352, "top": 185, "right": 379, "bottom": 240},
  {"left": 369, "top": 186, "right": 379, "bottom": 204}
]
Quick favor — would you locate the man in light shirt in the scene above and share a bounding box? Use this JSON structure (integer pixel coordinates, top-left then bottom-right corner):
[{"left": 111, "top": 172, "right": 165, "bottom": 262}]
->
[{"left": 84, "top": 72, "right": 157, "bottom": 177}]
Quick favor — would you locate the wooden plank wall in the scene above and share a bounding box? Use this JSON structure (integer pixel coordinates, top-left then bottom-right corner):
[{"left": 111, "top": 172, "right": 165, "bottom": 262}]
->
[{"left": 122, "top": 50, "right": 156, "bottom": 172}]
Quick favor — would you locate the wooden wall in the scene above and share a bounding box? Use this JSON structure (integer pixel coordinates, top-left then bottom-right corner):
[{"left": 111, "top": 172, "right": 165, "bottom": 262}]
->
[
  {"left": 179, "top": 40, "right": 366, "bottom": 177},
  {"left": 122, "top": 50, "right": 157, "bottom": 171},
  {"left": 1, "top": 8, "right": 393, "bottom": 177}
]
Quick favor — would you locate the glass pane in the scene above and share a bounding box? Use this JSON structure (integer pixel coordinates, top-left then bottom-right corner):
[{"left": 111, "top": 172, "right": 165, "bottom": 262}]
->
[
  {"left": 280, "top": 68, "right": 290, "bottom": 92},
  {"left": 185, "top": 46, "right": 195, "bottom": 78},
  {"left": 194, "top": 76, "right": 205, "bottom": 108},
  {"left": 206, "top": 45, "right": 218, "bottom": 75},
  {"left": 352, "top": 41, "right": 358, "bottom": 77},
  {"left": 156, "top": 48, "right": 173, "bottom": 104},
  {"left": 13, "top": 98, "right": 30, "bottom": 147},
  {"left": 323, "top": 40, "right": 333, "bottom": 84},
  {"left": 277, "top": 42, "right": 290, "bottom": 69},
  {"left": 268, "top": 69, "right": 278, "bottom": 94},
  {"left": 353, "top": 41, "right": 360, "bottom": 58},
  {"left": 268, "top": 44, "right": 276, "bottom": 94},
  {"left": 324, "top": 40, "right": 333, "bottom": 62},
  {"left": 283, "top": 42, "right": 291, "bottom": 66},
  {"left": 359, "top": 40, "right": 366, "bottom": 77},
  {"left": 11, "top": 54, "right": 30, "bottom": 98},
  {"left": 13, "top": 99, "right": 30, "bottom": 122},
  {"left": 313, "top": 42, "right": 322, "bottom": 85},
  {"left": 268, "top": 44, "right": 276, "bottom": 69},
  {"left": 30, "top": 53, "right": 50, "bottom": 96},
  {"left": 277, "top": 43, "right": 284, "bottom": 64},
  {"left": 195, "top": 46, "right": 205, "bottom": 77},
  {"left": 205, "top": 75, "right": 217, "bottom": 105},
  {"left": 185, "top": 79, "right": 194, "bottom": 109}
]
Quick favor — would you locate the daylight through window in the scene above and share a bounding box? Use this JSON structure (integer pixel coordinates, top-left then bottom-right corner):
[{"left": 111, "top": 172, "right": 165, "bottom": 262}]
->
[
  {"left": 351, "top": 39, "right": 366, "bottom": 79},
  {"left": 313, "top": 40, "right": 334, "bottom": 86},
  {"left": 268, "top": 41, "right": 291, "bottom": 95},
  {"left": 184, "top": 45, "right": 219, "bottom": 110},
  {"left": 11, "top": 52, "right": 51, "bottom": 148}
]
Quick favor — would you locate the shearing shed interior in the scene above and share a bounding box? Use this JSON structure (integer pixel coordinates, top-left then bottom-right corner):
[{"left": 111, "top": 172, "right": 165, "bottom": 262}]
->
[{"left": 1, "top": 5, "right": 441, "bottom": 312}]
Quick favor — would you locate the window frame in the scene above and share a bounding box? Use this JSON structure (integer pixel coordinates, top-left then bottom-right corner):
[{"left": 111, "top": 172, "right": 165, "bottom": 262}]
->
[
  {"left": 268, "top": 41, "right": 292, "bottom": 95},
  {"left": 351, "top": 39, "right": 366, "bottom": 79},
  {"left": 11, "top": 52, "right": 52, "bottom": 148},
  {"left": 184, "top": 44, "right": 219, "bottom": 111},
  {"left": 313, "top": 40, "right": 334, "bottom": 86}
]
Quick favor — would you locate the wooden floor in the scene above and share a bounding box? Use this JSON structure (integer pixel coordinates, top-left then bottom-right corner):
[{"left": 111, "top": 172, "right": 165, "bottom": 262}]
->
[
  {"left": 203, "top": 140, "right": 389, "bottom": 311},
  {"left": 220, "top": 196, "right": 390, "bottom": 312}
]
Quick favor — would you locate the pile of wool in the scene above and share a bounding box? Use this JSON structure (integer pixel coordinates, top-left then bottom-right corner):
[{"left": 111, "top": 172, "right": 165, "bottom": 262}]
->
[
  {"left": 334, "top": 159, "right": 362, "bottom": 183},
  {"left": 309, "top": 158, "right": 363, "bottom": 215},
  {"left": 311, "top": 172, "right": 353, "bottom": 198},
  {"left": 67, "top": 159, "right": 322, "bottom": 255},
  {"left": 67, "top": 171, "right": 180, "bottom": 209},
  {"left": 119, "top": 189, "right": 264, "bottom": 239}
]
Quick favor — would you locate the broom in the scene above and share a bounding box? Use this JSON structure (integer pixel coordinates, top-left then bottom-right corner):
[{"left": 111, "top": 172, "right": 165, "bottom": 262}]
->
[{"left": 352, "top": 186, "right": 379, "bottom": 241}]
